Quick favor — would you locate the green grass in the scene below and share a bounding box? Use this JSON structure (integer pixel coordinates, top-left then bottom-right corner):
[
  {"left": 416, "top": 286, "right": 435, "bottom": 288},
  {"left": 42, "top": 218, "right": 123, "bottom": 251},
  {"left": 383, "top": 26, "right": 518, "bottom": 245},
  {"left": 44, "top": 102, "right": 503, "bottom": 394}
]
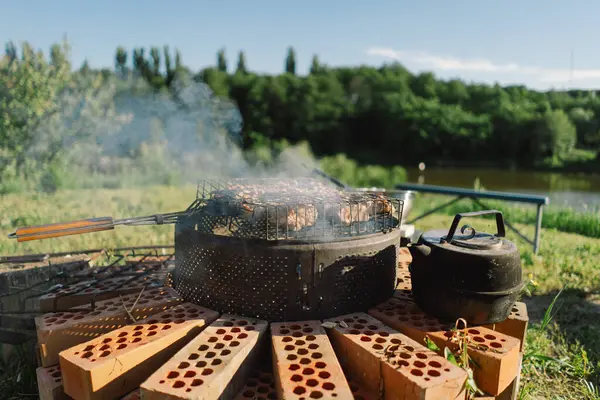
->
[
  {"left": 411, "top": 193, "right": 600, "bottom": 239},
  {"left": 1, "top": 186, "right": 600, "bottom": 398}
]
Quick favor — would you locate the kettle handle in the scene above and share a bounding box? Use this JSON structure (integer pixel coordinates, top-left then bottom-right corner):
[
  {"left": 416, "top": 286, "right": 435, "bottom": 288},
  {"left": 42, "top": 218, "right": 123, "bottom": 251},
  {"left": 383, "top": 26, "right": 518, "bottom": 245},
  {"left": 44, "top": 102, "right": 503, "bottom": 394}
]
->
[{"left": 443, "top": 210, "right": 506, "bottom": 243}]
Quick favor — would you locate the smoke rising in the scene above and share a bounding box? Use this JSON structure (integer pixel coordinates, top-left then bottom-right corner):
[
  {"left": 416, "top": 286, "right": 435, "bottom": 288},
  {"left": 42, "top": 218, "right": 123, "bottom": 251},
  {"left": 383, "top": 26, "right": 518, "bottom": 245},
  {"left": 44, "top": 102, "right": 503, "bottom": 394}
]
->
[{"left": 36, "top": 72, "right": 324, "bottom": 194}]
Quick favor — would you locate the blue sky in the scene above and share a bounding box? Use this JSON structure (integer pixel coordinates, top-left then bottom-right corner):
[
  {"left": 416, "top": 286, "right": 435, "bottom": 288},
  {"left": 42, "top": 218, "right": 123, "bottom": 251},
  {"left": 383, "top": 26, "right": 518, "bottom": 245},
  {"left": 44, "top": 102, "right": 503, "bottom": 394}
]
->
[{"left": 2, "top": 0, "right": 600, "bottom": 90}]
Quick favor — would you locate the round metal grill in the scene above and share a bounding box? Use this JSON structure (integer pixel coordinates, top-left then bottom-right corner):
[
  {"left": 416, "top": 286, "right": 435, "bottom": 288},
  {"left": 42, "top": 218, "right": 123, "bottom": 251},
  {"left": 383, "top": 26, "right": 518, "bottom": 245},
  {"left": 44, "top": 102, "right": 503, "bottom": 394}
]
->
[
  {"left": 172, "top": 178, "right": 404, "bottom": 321},
  {"left": 172, "top": 229, "right": 401, "bottom": 321}
]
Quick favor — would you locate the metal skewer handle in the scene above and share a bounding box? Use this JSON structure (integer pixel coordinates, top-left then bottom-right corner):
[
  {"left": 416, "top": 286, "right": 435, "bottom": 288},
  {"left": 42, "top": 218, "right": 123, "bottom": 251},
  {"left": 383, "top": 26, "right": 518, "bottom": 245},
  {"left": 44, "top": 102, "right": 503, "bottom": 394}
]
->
[
  {"left": 8, "top": 211, "right": 189, "bottom": 242},
  {"left": 8, "top": 217, "right": 115, "bottom": 242}
]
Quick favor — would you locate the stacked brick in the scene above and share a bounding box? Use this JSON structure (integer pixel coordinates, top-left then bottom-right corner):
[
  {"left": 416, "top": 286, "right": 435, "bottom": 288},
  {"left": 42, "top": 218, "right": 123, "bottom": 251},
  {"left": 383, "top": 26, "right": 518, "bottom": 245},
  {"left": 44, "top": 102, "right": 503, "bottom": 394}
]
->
[
  {"left": 234, "top": 370, "right": 278, "bottom": 400},
  {"left": 26, "top": 245, "right": 528, "bottom": 400},
  {"left": 325, "top": 312, "right": 467, "bottom": 399},
  {"left": 35, "top": 287, "right": 183, "bottom": 366},
  {"left": 369, "top": 297, "right": 521, "bottom": 396},
  {"left": 36, "top": 364, "right": 68, "bottom": 400},
  {"left": 141, "top": 315, "right": 268, "bottom": 399},
  {"left": 271, "top": 321, "right": 355, "bottom": 399},
  {"left": 59, "top": 303, "right": 219, "bottom": 399}
]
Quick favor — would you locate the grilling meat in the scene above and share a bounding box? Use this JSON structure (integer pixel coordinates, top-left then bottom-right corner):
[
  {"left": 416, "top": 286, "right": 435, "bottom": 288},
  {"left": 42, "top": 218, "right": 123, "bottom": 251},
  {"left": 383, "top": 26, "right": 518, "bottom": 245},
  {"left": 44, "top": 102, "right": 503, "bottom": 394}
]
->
[
  {"left": 202, "top": 181, "right": 396, "bottom": 235},
  {"left": 251, "top": 204, "right": 319, "bottom": 232},
  {"left": 207, "top": 183, "right": 322, "bottom": 232},
  {"left": 326, "top": 193, "right": 396, "bottom": 225}
]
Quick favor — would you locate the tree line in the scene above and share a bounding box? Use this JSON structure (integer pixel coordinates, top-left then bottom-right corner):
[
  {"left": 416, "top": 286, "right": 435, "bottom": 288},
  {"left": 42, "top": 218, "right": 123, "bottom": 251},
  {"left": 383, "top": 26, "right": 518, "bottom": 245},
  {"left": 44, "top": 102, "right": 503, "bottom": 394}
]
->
[
  {"left": 107, "top": 44, "right": 600, "bottom": 170},
  {"left": 1, "top": 40, "right": 599, "bottom": 191}
]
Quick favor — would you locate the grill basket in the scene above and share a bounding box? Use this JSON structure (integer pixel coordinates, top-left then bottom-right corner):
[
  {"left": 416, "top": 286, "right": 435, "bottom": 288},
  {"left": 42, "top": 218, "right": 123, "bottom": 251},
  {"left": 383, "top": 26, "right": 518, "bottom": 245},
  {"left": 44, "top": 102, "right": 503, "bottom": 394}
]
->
[{"left": 172, "top": 178, "right": 404, "bottom": 321}]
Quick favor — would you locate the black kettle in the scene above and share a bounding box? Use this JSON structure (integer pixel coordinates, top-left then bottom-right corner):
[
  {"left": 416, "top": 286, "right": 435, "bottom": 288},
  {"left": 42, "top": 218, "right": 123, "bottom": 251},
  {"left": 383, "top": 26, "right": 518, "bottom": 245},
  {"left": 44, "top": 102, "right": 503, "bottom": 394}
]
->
[{"left": 408, "top": 210, "right": 524, "bottom": 325}]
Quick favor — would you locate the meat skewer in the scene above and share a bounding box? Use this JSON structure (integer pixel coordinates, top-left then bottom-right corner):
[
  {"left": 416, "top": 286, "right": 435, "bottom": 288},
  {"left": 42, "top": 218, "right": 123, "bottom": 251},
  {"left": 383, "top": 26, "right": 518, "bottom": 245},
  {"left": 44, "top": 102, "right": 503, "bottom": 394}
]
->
[{"left": 8, "top": 178, "right": 400, "bottom": 242}]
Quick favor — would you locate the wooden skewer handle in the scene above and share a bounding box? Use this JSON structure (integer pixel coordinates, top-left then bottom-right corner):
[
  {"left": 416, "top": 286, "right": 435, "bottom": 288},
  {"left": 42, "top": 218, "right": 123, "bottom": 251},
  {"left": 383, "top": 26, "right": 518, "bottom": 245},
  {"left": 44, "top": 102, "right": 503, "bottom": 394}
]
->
[{"left": 13, "top": 217, "right": 115, "bottom": 242}]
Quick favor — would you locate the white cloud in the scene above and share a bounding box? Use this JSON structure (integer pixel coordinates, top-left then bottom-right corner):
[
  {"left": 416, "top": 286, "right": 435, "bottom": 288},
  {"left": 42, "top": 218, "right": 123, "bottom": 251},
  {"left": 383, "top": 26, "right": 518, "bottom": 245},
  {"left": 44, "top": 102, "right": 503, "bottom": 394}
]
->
[{"left": 366, "top": 47, "right": 600, "bottom": 89}]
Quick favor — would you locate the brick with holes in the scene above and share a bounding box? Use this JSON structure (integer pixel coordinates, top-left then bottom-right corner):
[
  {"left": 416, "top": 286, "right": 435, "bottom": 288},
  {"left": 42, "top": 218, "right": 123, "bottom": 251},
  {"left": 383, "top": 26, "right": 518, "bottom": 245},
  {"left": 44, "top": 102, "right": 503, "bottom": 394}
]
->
[
  {"left": 36, "top": 286, "right": 183, "bottom": 367},
  {"left": 396, "top": 247, "right": 412, "bottom": 290},
  {"left": 39, "top": 275, "right": 145, "bottom": 312},
  {"left": 140, "top": 314, "right": 268, "bottom": 399},
  {"left": 38, "top": 280, "right": 98, "bottom": 311},
  {"left": 392, "top": 294, "right": 529, "bottom": 355},
  {"left": 347, "top": 377, "right": 382, "bottom": 400},
  {"left": 59, "top": 303, "right": 219, "bottom": 400},
  {"left": 271, "top": 321, "right": 354, "bottom": 400},
  {"left": 484, "top": 302, "right": 528, "bottom": 353},
  {"left": 121, "top": 388, "right": 141, "bottom": 400},
  {"left": 369, "top": 297, "right": 521, "bottom": 396},
  {"left": 234, "top": 370, "right": 278, "bottom": 400},
  {"left": 324, "top": 312, "right": 467, "bottom": 400},
  {"left": 36, "top": 364, "right": 68, "bottom": 400}
]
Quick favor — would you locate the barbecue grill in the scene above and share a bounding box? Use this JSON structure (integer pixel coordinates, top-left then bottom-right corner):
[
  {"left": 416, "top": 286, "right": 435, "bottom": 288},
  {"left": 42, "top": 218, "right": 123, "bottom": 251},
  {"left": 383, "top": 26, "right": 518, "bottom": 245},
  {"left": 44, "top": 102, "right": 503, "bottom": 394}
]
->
[
  {"left": 171, "top": 178, "right": 404, "bottom": 321},
  {"left": 9, "top": 177, "right": 404, "bottom": 322}
]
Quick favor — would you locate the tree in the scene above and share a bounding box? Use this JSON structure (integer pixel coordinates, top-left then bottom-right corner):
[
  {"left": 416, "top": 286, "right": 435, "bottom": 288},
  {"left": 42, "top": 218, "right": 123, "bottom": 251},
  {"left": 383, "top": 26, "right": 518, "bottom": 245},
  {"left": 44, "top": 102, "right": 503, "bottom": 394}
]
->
[
  {"left": 175, "top": 49, "right": 182, "bottom": 70},
  {"left": 0, "top": 41, "right": 71, "bottom": 176},
  {"left": 4, "top": 41, "right": 17, "bottom": 62},
  {"left": 163, "top": 45, "right": 176, "bottom": 88},
  {"left": 285, "top": 47, "right": 296, "bottom": 75},
  {"left": 115, "top": 46, "right": 127, "bottom": 76},
  {"left": 1, "top": 40, "right": 131, "bottom": 192},
  {"left": 150, "top": 47, "right": 161, "bottom": 75},
  {"left": 217, "top": 48, "right": 227, "bottom": 72},
  {"left": 50, "top": 42, "right": 70, "bottom": 70},
  {"left": 410, "top": 72, "right": 437, "bottom": 99},
  {"left": 531, "top": 110, "right": 577, "bottom": 161},
  {"left": 80, "top": 59, "right": 91, "bottom": 75},
  {"left": 309, "top": 55, "right": 320, "bottom": 74},
  {"left": 569, "top": 107, "right": 598, "bottom": 148},
  {"left": 236, "top": 51, "right": 247, "bottom": 74},
  {"left": 132, "top": 48, "right": 146, "bottom": 75}
]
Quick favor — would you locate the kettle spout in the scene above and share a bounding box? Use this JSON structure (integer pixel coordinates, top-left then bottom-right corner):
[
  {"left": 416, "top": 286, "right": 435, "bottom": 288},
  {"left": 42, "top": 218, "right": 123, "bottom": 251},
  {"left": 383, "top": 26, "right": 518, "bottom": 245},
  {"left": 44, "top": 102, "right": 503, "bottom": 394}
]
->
[{"left": 408, "top": 243, "right": 432, "bottom": 259}]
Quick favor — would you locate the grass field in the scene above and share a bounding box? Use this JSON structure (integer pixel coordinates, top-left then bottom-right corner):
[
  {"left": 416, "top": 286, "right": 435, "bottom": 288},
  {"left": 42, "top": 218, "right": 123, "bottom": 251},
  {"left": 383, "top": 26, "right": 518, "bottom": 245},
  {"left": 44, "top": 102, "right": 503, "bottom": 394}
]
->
[{"left": 1, "top": 186, "right": 599, "bottom": 399}]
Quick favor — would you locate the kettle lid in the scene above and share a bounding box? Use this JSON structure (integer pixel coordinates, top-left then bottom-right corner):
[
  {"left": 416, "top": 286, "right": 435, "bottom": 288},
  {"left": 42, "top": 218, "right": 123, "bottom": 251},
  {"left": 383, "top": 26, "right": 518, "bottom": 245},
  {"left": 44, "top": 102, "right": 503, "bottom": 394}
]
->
[
  {"left": 422, "top": 210, "right": 509, "bottom": 252},
  {"left": 442, "top": 226, "right": 503, "bottom": 250}
]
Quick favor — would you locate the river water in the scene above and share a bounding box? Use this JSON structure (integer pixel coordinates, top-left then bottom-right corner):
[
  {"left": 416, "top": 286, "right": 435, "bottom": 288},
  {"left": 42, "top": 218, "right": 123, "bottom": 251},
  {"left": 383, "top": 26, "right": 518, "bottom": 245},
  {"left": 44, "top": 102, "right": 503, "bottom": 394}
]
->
[{"left": 404, "top": 167, "right": 600, "bottom": 212}]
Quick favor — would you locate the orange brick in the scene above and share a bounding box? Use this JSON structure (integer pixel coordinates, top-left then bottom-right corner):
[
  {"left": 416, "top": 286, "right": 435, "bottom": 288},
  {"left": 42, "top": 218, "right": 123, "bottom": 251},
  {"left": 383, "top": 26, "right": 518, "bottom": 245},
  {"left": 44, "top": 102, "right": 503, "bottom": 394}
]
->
[
  {"left": 121, "top": 388, "right": 141, "bottom": 400},
  {"left": 36, "top": 364, "right": 68, "bottom": 400},
  {"left": 127, "top": 270, "right": 171, "bottom": 290},
  {"left": 125, "top": 255, "right": 173, "bottom": 265},
  {"left": 120, "top": 259, "right": 175, "bottom": 277},
  {"left": 234, "top": 370, "right": 277, "bottom": 400},
  {"left": 484, "top": 303, "right": 528, "bottom": 353},
  {"left": 495, "top": 353, "right": 522, "bottom": 400},
  {"left": 74, "top": 254, "right": 172, "bottom": 280},
  {"left": 325, "top": 312, "right": 467, "bottom": 400},
  {"left": 36, "top": 287, "right": 183, "bottom": 367},
  {"left": 40, "top": 275, "right": 144, "bottom": 311},
  {"left": 398, "top": 246, "right": 412, "bottom": 264},
  {"left": 393, "top": 288, "right": 414, "bottom": 303},
  {"left": 347, "top": 378, "right": 380, "bottom": 400},
  {"left": 141, "top": 314, "right": 268, "bottom": 399},
  {"left": 393, "top": 286, "right": 528, "bottom": 355},
  {"left": 369, "top": 297, "right": 521, "bottom": 396},
  {"left": 391, "top": 264, "right": 527, "bottom": 354},
  {"left": 271, "top": 320, "right": 354, "bottom": 399},
  {"left": 396, "top": 247, "right": 412, "bottom": 290},
  {"left": 60, "top": 303, "right": 219, "bottom": 400},
  {"left": 39, "top": 280, "right": 97, "bottom": 311}
]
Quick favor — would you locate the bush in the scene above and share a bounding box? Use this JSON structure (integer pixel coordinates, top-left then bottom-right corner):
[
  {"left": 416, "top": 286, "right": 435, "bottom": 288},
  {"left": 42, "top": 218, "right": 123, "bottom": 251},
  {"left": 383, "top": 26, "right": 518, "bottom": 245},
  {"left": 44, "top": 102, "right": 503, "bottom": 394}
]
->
[{"left": 320, "top": 153, "right": 407, "bottom": 188}]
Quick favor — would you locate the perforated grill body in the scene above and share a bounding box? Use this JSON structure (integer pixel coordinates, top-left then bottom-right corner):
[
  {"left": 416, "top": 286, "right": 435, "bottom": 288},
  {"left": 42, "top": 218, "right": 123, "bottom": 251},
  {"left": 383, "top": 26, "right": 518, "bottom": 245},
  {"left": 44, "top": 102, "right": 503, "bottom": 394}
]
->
[{"left": 172, "top": 224, "right": 401, "bottom": 322}]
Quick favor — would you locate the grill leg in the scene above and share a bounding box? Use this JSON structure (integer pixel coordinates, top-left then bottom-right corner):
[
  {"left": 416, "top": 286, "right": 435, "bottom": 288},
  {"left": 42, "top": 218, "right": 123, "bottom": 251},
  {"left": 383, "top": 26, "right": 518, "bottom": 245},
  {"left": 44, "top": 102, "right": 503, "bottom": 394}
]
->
[{"left": 533, "top": 204, "right": 543, "bottom": 254}]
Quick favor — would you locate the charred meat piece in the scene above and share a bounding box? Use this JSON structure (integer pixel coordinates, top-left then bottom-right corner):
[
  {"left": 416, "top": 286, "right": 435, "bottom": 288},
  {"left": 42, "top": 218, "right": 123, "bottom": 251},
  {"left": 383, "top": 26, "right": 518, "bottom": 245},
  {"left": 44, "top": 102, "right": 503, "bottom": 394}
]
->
[
  {"left": 326, "top": 193, "right": 396, "bottom": 225},
  {"left": 242, "top": 203, "right": 319, "bottom": 232}
]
